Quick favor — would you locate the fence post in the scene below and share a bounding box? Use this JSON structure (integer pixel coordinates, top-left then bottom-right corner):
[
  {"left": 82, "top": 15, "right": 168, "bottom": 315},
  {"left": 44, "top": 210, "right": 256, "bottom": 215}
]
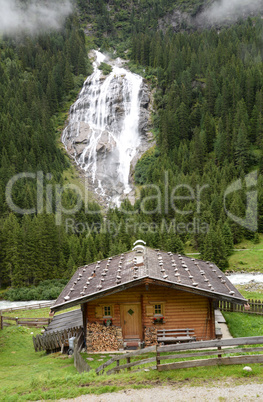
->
[
  {"left": 127, "top": 357, "right": 131, "bottom": 371},
  {"left": 0, "top": 314, "right": 3, "bottom": 330},
  {"left": 116, "top": 359, "right": 120, "bottom": 373},
  {"left": 156, "top": 345, "right": 160, "bottom": 367},
  {"left": 250, "top": 299, "right": 254, "bottom": 313}
]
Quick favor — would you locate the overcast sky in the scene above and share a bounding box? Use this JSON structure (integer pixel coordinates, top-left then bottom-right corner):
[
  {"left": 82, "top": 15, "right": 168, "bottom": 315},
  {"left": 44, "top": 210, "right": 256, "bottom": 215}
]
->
[
  {"left": 0, "top": 0, "right": 73, "bottom": 36},
  {"left": 199, "top": 0, "right": 261, "bottom": 24}
]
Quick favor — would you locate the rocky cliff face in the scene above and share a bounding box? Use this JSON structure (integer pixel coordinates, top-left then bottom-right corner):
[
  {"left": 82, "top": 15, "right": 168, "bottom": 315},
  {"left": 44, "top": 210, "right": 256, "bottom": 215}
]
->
[
  {"left": 159, "top": 0, "right": 263, "bottom": 33},
  {"left": 62, "top": 51, "right": 153, "bottom": 207}
]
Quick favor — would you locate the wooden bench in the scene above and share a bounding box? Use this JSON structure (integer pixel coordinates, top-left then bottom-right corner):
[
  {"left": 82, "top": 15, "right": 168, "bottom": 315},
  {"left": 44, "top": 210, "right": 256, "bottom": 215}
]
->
[
  {"left": 215, "top": 321, "right": 222, "bottom": 339},
  {"left": 157, "top": 328, "right": 196, "bottom": 344}
]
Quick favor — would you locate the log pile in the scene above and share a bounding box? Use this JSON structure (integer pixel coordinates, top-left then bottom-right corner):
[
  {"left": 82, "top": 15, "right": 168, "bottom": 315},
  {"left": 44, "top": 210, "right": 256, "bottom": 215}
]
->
[
  {"left": 86, "top": 323, "right": 123, "bottom": 352},
  {"left": 144, "top": 326, "right": 158, "bottom": 346}
]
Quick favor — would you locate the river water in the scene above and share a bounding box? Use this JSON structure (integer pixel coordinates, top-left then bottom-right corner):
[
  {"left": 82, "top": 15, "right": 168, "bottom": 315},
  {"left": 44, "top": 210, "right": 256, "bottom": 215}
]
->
[
  {"left": 227, "top": 273, "right": 263, "bottom": 285},
  {"left": 0, "top": 300, "right": 53, "bottom": 310}
]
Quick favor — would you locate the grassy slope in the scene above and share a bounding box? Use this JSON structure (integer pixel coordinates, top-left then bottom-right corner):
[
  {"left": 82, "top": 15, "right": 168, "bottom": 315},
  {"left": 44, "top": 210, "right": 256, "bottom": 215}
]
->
[
  {"left": 1, "top": 306, "right": 79, "bottom": 319},
  {"left": 1, "top": 324, "right": 263, "bottom": 401},
  {"left": 0, "top": 326, "right": 76, "bottom": 401},
  {"left": 1, "top": 304, "right": 263, "bottom": 400},
  {"left": 223, "top": 312, "right": 263, "bottom": 338},
  {"left": 187, "top": 234, "right": 263, "bottom": 273},
  {"left": 236, "top": 289, "right": 263, "bottom": 300},
  {"left": 229, "top": 236, "right": 263, "bottom": 273}
]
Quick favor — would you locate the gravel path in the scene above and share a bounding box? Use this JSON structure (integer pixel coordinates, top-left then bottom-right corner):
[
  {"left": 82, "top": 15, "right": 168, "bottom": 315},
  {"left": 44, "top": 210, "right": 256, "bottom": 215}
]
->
[{"left": 60, "top": 383, "right": 263, "bottom": 401}]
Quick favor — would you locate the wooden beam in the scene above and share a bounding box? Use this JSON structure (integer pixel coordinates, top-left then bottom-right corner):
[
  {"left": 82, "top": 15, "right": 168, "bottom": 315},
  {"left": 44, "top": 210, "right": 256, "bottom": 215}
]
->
[
  {"left": 96, "top": 357, "right": 115, "bottom": 374},
  {"left": 157, "top": 336, "right": 263, "bottom": 353},
  {"left": 107, "top": 357, "right": 156, "bottom": 375},
  {"left": 158, "top": 347, "right": 263, "bottom": 361},
  {"left": 157, "top": 355, "right": 263, "bottom": 371}
]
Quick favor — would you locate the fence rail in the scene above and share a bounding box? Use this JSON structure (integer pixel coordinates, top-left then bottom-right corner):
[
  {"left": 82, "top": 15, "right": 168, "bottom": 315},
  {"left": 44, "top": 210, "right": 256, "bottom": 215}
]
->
[
  {"left": 32, "top": 326, "right": 83, "bottom": 353},
  {"left": 0, "top": 314, "right": 52, "bottom": 330},
  {"left": 157, "top": 336, "right": 263, "bottom": 371},
  {"left": 96, "top": 336, "right": 263, "bottom": 375},
  {"left": 95, "top": 345, "right": 157, "bottom": 375},
  {"left": 219, "top": 299, "right": 263, "bottom": 315},
  {"left": 0, "top": 301, "right": 55, "bottom": 313}
]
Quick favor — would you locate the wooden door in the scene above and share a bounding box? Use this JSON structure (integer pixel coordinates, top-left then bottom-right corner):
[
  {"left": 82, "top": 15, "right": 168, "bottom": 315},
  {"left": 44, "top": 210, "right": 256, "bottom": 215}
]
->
[{"left": 120, "top": 304, "right": 142, "bottom": 339}]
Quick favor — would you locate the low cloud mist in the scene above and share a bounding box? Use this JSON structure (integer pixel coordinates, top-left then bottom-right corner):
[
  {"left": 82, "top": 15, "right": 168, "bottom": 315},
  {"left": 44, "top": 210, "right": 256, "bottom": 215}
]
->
[
  {"left": 198, "top": 0, "right": 261, "bottom": 25},
  {"left": 0, "top": 0, "right": 73, "bottom": 36}
]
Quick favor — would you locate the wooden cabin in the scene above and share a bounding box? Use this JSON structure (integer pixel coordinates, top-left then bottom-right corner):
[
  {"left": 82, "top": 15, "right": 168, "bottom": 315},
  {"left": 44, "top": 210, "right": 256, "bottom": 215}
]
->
[{"left": 52, "top": 244, "right": 246, "bottom": 350}]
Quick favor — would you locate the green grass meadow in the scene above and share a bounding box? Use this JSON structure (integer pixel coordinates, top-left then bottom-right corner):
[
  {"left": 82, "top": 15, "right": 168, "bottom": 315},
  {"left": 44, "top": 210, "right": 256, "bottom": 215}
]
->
[
  {"left": 229, "top": 235, "right": 263, "bottom": 272},
  {"left": 2, "top": 238, "right": 263, "bottom": 400},
  {"left": 2, "top": 307, "right": 263, "bottom": 400},
  {"left": 223, "top": 312, "right": 263, "bottom": 338},
  {"left": 1, "top": 325, "right": 263, "bottom": 401},
  {"left": 186, "top": 235, "right": 263, "bottom": 273}
]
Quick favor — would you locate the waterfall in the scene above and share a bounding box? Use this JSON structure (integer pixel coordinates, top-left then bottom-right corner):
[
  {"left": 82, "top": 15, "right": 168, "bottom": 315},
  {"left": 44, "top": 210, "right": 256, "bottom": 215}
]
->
[{"left": 62, "top": 50, "right": 148, "bottom": 206}]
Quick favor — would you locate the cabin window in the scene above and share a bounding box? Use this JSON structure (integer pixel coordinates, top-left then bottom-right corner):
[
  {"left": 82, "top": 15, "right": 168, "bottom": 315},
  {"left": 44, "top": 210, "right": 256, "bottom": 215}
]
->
[
  {"left": 148, "top": 301, "right": 165, "bottom": 317},
  {"left": 152, "top": 303, "right": 165, "bottom": 324},
  {"left": 103, "top": 306, "right": 112, "bottom": 317},
  {"left": 103, "top": 305, "right": 113, "bottom": 326},
  {"left": 95, "top": 304, "right": 114, "bottom": 318},
  {"left": 154, "top": 304, "right": 163, "bottom": 315}
]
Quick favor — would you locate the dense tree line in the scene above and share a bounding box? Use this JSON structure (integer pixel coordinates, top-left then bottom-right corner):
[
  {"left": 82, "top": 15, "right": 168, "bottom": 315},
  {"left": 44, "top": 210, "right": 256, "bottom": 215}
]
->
[
  {"left": 2, "top": 3, "right": 263, "bottom": 293},
  {"left": 0, "top": 1, "right": 199, "bottom": 291},
  {"left": 130, "top": 17, "right": 263, "bottom": 268},
  {"left": 0, "top": 16, "right": 96, "bottom": 288},
  {"left": 76, "top": 0, "right": 203, "bottom": 51}
]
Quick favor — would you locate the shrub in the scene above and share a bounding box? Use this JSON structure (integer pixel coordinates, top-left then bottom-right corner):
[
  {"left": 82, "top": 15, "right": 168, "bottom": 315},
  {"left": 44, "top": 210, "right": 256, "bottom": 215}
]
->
[
  {"left": 4, "top": 279, "right": 67, "bottom": 301},
  {"left": 42, "top": 287, "right": 62, "bottom": 300},
  {"left": 98, "top": 62, "right": 112, "bottom": 75},
  {"left": 135, "top": 146, "right": 158, "bottom": 184}
]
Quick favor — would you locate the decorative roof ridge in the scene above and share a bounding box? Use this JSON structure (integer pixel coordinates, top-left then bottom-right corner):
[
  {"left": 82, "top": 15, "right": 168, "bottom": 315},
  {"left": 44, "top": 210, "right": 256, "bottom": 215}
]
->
[{"left": 144, "top": 247, "right": 149, "bottom": 276}]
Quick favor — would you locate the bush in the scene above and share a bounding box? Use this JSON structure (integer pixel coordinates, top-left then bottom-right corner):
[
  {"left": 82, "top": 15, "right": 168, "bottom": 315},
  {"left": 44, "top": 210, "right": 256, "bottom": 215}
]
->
[
  {"left": 42, "top": 287, "right": 62, "bottom": 300},
  {"left": 4, "top": 279, "right": 67, "bottom": 301},
  {"left": 135, "top": 146, "right": 158, "bottom": 184},
  {"left": 98, "top": 62, "right": 112, "bottom": 75}
]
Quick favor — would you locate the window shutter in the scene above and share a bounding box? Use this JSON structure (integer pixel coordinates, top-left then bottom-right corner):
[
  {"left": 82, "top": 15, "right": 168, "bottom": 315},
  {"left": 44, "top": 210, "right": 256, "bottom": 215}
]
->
[
  {"left": 95, "top": 306, "right": 102, "bottom": 318},
  {"left": 146, "top": 305, "right": 154, "bottom": 316}
]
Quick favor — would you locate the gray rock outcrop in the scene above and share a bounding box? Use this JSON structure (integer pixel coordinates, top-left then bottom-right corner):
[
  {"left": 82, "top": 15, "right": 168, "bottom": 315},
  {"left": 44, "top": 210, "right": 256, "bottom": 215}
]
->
[{"left": 62, "top": 51, "right": 154, "bottom": 208}]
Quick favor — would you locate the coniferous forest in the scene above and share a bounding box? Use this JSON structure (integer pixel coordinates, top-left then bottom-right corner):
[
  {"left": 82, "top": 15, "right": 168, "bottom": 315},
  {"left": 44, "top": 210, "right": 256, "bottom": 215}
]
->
[{"left": 1, "top": 0, "right": 263, "bottom": 297}]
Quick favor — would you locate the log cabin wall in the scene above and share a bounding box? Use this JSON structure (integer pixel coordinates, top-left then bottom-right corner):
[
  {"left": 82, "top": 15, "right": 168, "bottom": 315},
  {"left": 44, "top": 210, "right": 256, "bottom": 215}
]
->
[{"left": 85, "top": 283, "right": 215, "bottom": 342}]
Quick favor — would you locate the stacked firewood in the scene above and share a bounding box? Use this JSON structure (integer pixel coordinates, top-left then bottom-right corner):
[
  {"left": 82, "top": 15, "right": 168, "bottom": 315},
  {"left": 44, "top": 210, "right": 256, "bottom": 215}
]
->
[
  {"left": 86, "top": 323, "right": 123, "bottom": 352},
  {"left": 144, "top": 326, "right": 158, "bottom": 346}
]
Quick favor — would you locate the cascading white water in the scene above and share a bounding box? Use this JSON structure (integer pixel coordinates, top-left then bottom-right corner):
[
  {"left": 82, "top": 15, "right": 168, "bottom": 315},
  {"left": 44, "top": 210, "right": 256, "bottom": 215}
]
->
[{"left": 62, "top": 50, "right": 145, "bottom": 205}]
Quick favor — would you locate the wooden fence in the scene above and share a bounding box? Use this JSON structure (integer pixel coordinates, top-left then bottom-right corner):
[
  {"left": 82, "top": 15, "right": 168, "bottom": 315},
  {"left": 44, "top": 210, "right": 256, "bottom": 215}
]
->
[
  {"left": 96, "top": 345, "right": 157, "bottom": 375},
  {"left": 96, "top": 336, "right": 263, "bottom": 375},
  {"left": 219, "top": 299, "right": 263, "bottom": 315},
  {"left": 157, "top": 336, "right": 263, "bottom": 371},
  {"left": 0, "top": 301, "right": 55, "bottom": 313},
  {"left": 73, "top": 331, "right": 91, "bottom": 373},
  {"left": 32, "top": 326, "right": 83, "bottom": 353},
  {"left": 0, "top": 314, "right": 52, "bottom": 330}
]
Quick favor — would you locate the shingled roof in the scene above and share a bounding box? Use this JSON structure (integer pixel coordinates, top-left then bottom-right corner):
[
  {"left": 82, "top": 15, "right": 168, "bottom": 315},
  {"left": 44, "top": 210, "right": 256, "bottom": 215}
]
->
[{"left": 52, "top": 246, "right": 246, "bottom": 312}]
